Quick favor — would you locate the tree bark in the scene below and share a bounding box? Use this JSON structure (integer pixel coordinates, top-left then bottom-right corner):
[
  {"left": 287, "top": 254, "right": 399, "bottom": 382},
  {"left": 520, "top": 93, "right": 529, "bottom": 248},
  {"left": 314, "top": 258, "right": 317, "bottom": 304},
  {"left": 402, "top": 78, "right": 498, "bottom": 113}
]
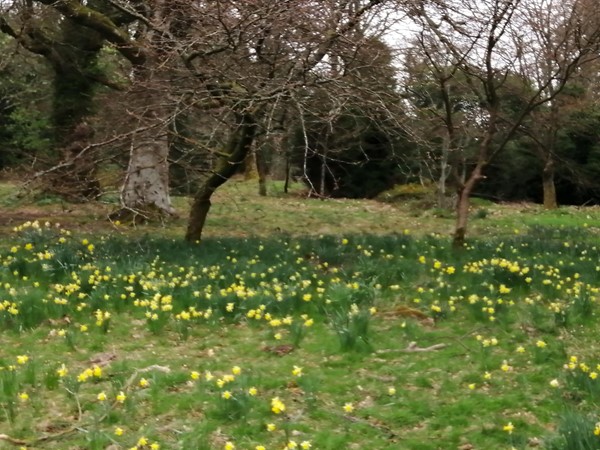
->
[
  {"left": 437, "top": 134, "right": 451, "bottom": 208},
  {"left": 256, "top": 146, "right": 268, "bottom": 196},
  {"left": 114, "top": 66, "right": 175, "bottom": 221},
  {"left": 51, "top": 122, "right": 100, "bottom": 201},
  {"left": 283, "top": 155, "right": 291, "bottom": 194},
  {"left": 7, "top": 12, "right": 106, "bottom": 200},
  {"left": 319, "top": 152, "right": 327, "bottom": 197},
  {"left": 243, "top": 141, "right": 269, "bottom": 196},
  {"left": 542, "top": 156, "right": 558, "bottom": 209},
  {"left": 453, "top": 161, "right": 485, "bottom": 248},
  {"left": 452, "top": 120, "right": 494, "bottom": 248},
  {"left": 186, "top": 114, "right": 257, "bottom": 241},
  {"left": 169, "top": 107, "right": 199, "bottom": 196},
  {"left": 244, "top": 151, "right": 259, "bottom": 180},
  {"left": 119, "top": 123, "right": 175, "bottom": 221}
]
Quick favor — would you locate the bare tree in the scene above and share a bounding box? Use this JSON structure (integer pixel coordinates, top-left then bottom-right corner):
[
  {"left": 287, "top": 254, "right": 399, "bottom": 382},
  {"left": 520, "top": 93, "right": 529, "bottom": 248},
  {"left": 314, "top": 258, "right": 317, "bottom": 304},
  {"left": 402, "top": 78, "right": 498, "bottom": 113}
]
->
[
  {"left": 289, "top": 33, "right": 404, "bottom": 199},
  {"left": 405, "top": 0, "right": 600, "bottom": 247},
  {"left": 512, "top": 0, "right": 600, "bottom": 209},
  {"left": 400, "top": 38, "right": 477, "bottom": 208},
  {"left": 183, "top": 0, "right": 394, "bottom": 240},
  {"left": 2, "top": 0, "right": 394, "bottom": 235}
]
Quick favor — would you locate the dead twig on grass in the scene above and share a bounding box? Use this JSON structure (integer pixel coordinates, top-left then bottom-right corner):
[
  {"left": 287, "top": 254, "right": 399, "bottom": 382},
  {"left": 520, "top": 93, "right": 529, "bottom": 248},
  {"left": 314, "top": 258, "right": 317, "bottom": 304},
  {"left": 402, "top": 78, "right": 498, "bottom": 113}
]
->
[
  {"left": 0, "top": 434, "right": 27, "bottom": 446},
  {"left": 377, "top": 341, "right": 448, "bottom": 354}
]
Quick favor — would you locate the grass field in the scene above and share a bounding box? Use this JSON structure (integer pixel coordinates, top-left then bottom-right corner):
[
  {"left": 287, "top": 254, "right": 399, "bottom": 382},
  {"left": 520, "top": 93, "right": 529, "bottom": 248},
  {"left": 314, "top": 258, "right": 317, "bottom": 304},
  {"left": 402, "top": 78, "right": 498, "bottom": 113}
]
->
[
  {"left": 2, "top": 179, "right": 600, "bottom": 450},
  {"left": 3, "top": 177, "right": 600, "bottom": 239}
]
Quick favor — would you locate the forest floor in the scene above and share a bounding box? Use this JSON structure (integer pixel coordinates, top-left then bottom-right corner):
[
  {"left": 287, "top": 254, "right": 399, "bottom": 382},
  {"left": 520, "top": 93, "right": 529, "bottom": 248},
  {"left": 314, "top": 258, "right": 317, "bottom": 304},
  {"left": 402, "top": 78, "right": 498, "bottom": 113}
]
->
[{"left": 1, "top": 176, "right": 599, "bottom": 240}]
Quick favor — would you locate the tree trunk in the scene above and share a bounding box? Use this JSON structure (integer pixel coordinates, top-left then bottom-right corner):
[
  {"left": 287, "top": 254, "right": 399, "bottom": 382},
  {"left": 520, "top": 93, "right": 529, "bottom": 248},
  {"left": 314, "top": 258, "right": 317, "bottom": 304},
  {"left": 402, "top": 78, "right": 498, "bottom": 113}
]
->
[
  {"left": 169, "top": 108, "right": 198, "bottom": 196},
  {"left": 437, "top": 134, "right": 451, "bottom": 208},
  {"left": 185, "top": 184, "right": 213, "bottom": 243},
  {"left": 542, "top": 157, "right": 558, "bottom": 210},
  {"left": 319, "top": 152, "right": 327, "bottom": 197},
  {"left": 119, "top": 124, "right": 175, "bottom": 221},
  {"left": 244, "top": 150, "right": 258, "bottom": 180},
  {"left": 256, "top": 146, "right": 268, "bottom": 196},
  {"left": 52, "top": 122, "right": 100, "bottom": 201},
  {"left": 453, "top": 161, "right": 485, "bottom": 249},
  {"left": 283, "top": 155, "right": 291, "bottom": 194},
  {"left": 114, "top": 70, "right": 176, "bottom": 222},
  {"left": 186, "top": 114, "right": 257, "bottom": 241}
]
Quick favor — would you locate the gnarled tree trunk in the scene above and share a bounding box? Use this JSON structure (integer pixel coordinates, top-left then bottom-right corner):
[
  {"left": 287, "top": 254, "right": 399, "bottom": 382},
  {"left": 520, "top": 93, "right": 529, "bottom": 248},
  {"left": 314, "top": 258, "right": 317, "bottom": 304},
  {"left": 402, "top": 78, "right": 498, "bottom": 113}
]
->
[
  {"left": 119, "top": 124, "right": 174, "bottom": 220},
  {"left": 39, "top": 15, "right": 104, "bottom": 200},
  {"left": 52, "top": 122, "right": 100, "bottom": 201},
  {"left": 49, "top": 76, "right": 101, "bottom": 201},
  {"left": 113, "top": 63, "right": 176, "bottom": 222}
]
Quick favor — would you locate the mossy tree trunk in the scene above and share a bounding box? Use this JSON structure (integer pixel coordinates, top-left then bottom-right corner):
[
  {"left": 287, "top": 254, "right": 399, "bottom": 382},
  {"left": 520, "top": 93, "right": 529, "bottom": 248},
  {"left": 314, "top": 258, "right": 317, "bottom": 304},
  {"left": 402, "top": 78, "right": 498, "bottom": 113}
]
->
[
  {"left": 1, "top": 8, "right": 108, "bottom": 200},
  {"left": 244, "top": 150, "right": 258, "bottom": 180},
  {"left": 186, "top": 113, "right": 257, "bottom": 241},
  {"left": 243, "top": 145, "right": 268, "bottom": 196},
  {"left": 542, "top": 156, "right": 558, "bottom": 210},
  {"left": 115, "top": 63, "right": 176, "bottom": 222}
]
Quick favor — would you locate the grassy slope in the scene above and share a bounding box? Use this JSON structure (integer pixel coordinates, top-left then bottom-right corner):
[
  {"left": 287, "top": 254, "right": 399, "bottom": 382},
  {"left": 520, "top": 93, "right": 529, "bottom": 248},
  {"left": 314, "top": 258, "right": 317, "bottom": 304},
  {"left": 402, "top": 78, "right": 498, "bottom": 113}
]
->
[{"left": 2, "top": 177, "right": 600, "bottom": 239}]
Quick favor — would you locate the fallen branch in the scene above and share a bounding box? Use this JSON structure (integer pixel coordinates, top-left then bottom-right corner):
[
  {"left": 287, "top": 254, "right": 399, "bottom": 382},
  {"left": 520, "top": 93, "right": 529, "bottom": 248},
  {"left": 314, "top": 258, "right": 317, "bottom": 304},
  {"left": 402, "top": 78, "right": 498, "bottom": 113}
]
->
[
  {"left": 403, "top": 341, "right": 447, "bottom": 352},
  {"left": 0, "top": 434, "right": 27, "bottom": 446},
  {"left": 1, "top": 426, "right": 82, "bottom": 446},
  {"left": 377, "top": 341, "right": 448, "bottom": 354}
]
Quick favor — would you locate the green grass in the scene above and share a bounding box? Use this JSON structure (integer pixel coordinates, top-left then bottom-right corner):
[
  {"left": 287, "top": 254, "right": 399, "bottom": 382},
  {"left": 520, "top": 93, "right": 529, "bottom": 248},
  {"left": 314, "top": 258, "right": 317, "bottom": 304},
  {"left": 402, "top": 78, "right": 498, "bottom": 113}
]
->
[
  {"left": 3, "top": 177, "right": 597, "bottom": 241},
  {"left": 2, "top": 181, "right": 600, "bottom": 449}
]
